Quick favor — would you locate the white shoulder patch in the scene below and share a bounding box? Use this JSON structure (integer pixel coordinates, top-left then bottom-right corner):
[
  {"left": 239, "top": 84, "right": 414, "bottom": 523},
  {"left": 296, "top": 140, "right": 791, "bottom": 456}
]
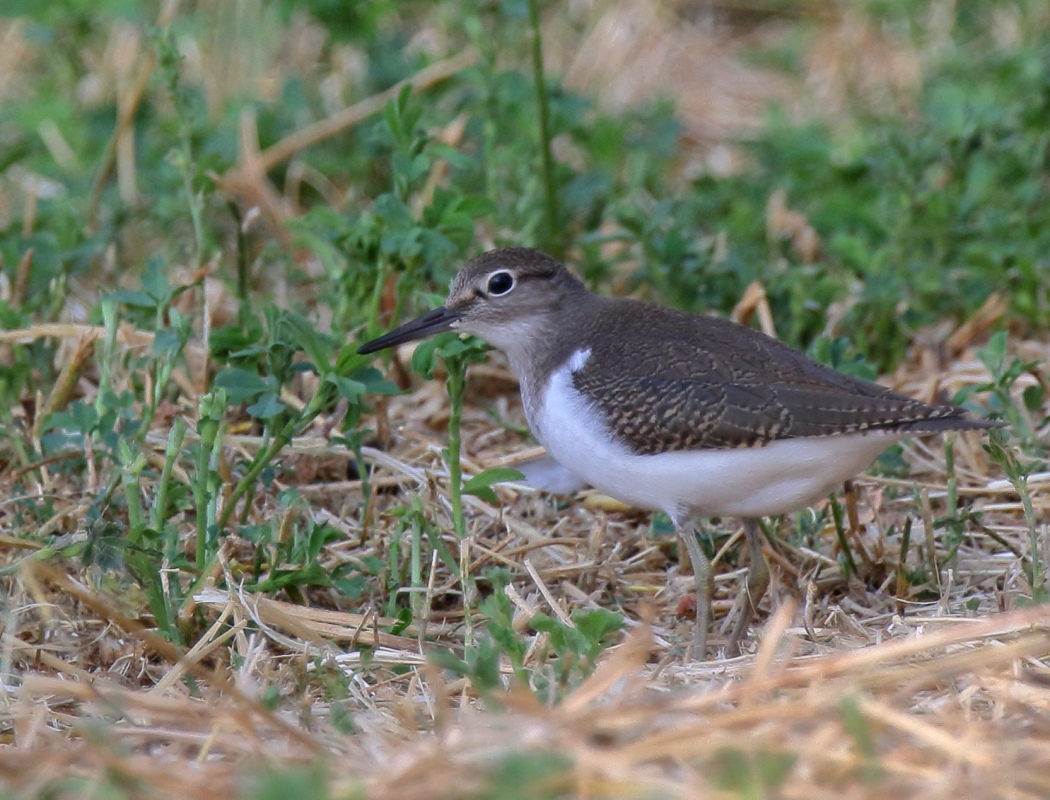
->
[{"left": 568, "top": 348, "right": 591, "bottom": 373}]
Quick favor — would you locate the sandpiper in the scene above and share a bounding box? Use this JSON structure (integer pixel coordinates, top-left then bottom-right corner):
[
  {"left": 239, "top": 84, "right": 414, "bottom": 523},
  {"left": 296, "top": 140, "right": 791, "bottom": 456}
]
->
[{"left": 359, "top": 247, "right": 999, "bottom": 657}]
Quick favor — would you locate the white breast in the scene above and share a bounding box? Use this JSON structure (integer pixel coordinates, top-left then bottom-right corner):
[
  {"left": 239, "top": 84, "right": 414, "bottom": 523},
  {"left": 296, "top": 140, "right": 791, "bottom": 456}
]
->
[{"left": 525, "top": 351, "right": 904, "bottom": 520}]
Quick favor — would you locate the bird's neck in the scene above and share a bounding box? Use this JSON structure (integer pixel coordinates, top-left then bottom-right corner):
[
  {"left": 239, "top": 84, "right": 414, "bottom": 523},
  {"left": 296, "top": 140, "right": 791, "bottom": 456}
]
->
[{"left": 505, "top": 293, "right": 609, "bottom": 419}]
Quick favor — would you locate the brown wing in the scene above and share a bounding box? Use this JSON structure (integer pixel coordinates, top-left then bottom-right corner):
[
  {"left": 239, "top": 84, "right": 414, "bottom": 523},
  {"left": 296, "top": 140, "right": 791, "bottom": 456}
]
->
[{"left": 571, "top": 303, "right": 989, "bottom": 456}]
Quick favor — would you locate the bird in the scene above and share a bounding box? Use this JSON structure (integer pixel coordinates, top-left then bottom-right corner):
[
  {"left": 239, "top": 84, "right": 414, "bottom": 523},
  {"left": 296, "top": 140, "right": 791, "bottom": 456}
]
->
[{"left": 358, "top": 247, "right": 1000, "bottom": 658}]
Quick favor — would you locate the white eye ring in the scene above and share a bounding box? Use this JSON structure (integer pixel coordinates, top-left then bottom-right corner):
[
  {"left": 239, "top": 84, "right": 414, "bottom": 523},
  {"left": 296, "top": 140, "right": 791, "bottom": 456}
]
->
[{"left": 486, "top": 270, "right": 515, "bottom": 296}]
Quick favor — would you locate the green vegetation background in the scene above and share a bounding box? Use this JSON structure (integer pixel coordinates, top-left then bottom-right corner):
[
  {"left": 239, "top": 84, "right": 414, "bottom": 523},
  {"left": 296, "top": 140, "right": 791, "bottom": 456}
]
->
[{"left": 5, "top": 0, "right": 1049, "bottom": 372}]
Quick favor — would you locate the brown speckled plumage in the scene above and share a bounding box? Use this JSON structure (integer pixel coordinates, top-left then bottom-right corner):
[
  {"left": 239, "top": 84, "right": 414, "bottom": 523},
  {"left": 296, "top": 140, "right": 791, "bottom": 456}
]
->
[{"left": 566, "top": 299, "right": 992, "bottom": 456}]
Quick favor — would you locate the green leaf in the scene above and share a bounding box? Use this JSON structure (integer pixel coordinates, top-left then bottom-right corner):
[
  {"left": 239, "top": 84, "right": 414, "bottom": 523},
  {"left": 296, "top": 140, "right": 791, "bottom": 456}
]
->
[
  {"left": 332, "top": 573, "right": 367, "bottom": 600},
  {"left": 424, "top": 520, "right": 460, "bottom": 575},
  {"left": 573, "top": 608, "right": 623, "bottom": 649},
  {"left": 303, "top": 522, "right": 341, "bottom": 563},
  {"left": 529, "top": 612, "right": 560, "bottom": 636},
  {"left": 213, "top": 368, "right": 271, "bottom": 404},
  {"left": 976, "top": 331, "right": 1008, "bottom": 376},
  {"left": 410, "top": 339, "right": 440, "bottom": 379},
  {"left": 351, "top": 366, "right": 401, "bottom": 395},
  {"left": 428, "top": 648, "right": 470, "bottom": 677},
  {"left": 334, "top": 344, "right": 368, "bottom": 375},
  {"left": 391, "top": 150, "right": 430, "bottom": 184},
  {"left": 1023, "top": 384, "right": 1044, "bottom": 412},
  {"left": 381, "top": 226, "right": 422, "bottom": 257},
  {"left": 250, "top": 562, "right": 331, "bottom": 592},
  {"left": 45, "top": 400, "right": 98, "bottom": 434},
  {"left": 437, "top": 334, "right": 489, "bottom": 363},
  {"left": 372, "top": 194, "right": 414, "bottom": 227},
  {"left": 227, "top": 345, "right": 270, "bottom": 359},
  {"left": 459, "top": 193, "right": 498, "bottom": 217},
  {"left": 389, "top": 606, "right": 412, "bottom": 636},
  {"left": 246, "top": 393, "right": 285, "bottom": 419},
  {"left": 463, "top": 468, "right": 525, "bottom": 503},
  {"left": 141, "top": 257, "right": 172, "bottom": 304},
  {"left": 328, "top": 375, "right": 367, "bottom": 401},
  {"left": 153, "top": 327, "right": 183, "bottom": 356},
  {"left": 107, "top": 289, "right": 156, "bottom": 308},
  {"left": 243, "top": 765, "right": 329, "bottom": 800},
  {"left": 284, "top": 313, "right": 333, "bottom": 373}
]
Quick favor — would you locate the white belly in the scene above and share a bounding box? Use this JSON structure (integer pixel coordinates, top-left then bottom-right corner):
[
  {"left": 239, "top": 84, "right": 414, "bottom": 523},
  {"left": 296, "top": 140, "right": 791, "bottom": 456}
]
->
[{"left": 525, "top": 357, "right": 903, "bottom": 519}]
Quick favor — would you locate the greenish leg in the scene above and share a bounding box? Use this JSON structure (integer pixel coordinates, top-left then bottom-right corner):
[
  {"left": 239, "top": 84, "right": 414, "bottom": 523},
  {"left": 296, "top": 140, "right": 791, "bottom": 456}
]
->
[
  {"left": 726, "top": 518, "right": 770, "bottom": 657},
  {"left": 677, "top": 519, "right": 711, "bottom": 660}
]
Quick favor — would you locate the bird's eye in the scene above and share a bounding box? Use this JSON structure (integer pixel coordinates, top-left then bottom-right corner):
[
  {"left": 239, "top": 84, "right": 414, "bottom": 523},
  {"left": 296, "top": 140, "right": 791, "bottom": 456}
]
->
[{"left": 486, "top": 271, "right": 514, "bottom": 296}]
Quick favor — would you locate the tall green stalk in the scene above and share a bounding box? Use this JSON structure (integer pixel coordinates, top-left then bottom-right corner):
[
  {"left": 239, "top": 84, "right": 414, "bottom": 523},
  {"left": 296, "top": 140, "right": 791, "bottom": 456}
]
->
[
  {"left": 193, "top": 390, "right": 226, "bottom": 571},
  {"left": 155, "top": 418, "right": 187, "bottom": 559},
  {"left": 830, "top": 494, "right": 859, "bottom": 579},
  {"left": 445, "top": 353, "right": 468, "bottom": 540},
  {"left": 527, "top": 0, "right": 562, "bottom": 258},
  {"left": 985, "top": 429, "right": 1044, "bottom": 600},
  {"left": 410, "top": 510, "right": 423, "bottom": 622},
  {"left": 443, "top": 351, "right": 473, "bottom": 643},
  {"left": 119, "top": 440, "right": 147, "bottom": 546}
]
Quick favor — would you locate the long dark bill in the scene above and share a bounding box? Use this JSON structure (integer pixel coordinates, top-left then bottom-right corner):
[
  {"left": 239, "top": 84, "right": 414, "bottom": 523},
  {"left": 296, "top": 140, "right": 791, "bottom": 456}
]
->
[{"left": 357, "top": 306, "right": 461, "bottom": 355}]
